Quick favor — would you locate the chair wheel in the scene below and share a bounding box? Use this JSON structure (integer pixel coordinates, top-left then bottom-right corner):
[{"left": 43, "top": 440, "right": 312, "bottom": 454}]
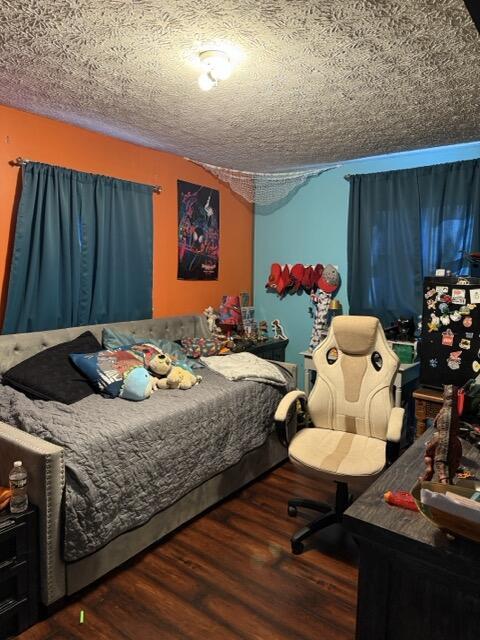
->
[
  {"left": 291, "top": 541, "right": 304, "bottom": 555},
  {"left": 288, "top": 505, "right": 297, "bottom": 517}
]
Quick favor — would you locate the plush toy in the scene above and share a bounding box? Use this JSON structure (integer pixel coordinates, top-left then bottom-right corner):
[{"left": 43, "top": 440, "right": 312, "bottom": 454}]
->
[
  {"left": 148, "top": 351, "right": 202, "bottom": 390},
  {"left": 119, "top": 366, "right": 162, "bottom": 401}
]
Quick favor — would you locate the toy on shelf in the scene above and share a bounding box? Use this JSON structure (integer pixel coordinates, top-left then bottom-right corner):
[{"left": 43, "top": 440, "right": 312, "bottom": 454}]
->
[
  {"left": 257, "top": 320, "right": 269, "bottom": 341},
  {"left": 271, "top": 319, "right": 288, "bottom": 340},
  {"left": 218, "top": 295, "right": 242, "bottom": 336},
  {"left": 241, "top": 306, "right": 256, "bottom": 337},
  {"left": 203, "top": 306, "right": 223, "bottom": 336}
]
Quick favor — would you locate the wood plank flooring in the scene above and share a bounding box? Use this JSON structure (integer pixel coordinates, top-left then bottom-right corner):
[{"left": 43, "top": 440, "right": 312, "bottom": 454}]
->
[{"left": 19, "top": 462, "right": 358, "bottom": 640}]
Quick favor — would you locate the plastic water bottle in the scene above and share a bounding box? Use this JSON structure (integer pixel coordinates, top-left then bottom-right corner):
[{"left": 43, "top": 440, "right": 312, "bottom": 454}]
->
[{"left": 9, "top": 461, "right": 28, "bottom": 513}]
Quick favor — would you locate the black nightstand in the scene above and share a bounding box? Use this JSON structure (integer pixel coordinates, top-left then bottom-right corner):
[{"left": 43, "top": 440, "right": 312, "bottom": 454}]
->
[
  {"left": 0, "top": 506, "right": 38, "bottom": 639},
  {"left": 246, "top": 338, "right": 289, "bottom": 362}
]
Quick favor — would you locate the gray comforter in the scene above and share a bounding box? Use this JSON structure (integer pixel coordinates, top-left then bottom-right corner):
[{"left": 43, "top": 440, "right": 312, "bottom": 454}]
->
[{"left": 0, "top": 367, "right": 291, "bottom": 561}]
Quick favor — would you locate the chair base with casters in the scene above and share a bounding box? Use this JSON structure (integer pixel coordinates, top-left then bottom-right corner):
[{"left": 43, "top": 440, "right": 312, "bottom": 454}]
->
[
  {"left": 288, "top": 481, "right": 351, "bottom": 554},
  {"left": 274, "top": 316, "right": 405, "bottom": 556}
]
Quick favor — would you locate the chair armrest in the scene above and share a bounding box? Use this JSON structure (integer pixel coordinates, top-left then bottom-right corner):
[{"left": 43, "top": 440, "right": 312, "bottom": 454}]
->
[
  {"left": 274, "top": 390, "right": 307, "bottom": 447},
  {"left": 386, "top": 406, "right": 405, "bottom": 443},
  {"left": 275, "top": 390, "right": 307, "bottom": 422},
  {"left": 0, "top": 422, "right": 65, "bottom": 605}
]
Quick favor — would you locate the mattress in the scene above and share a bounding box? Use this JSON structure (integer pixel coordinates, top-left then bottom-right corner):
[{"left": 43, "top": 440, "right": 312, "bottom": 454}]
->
[{"left": 0, "top": 367, "right": 291, "bottom": 560}]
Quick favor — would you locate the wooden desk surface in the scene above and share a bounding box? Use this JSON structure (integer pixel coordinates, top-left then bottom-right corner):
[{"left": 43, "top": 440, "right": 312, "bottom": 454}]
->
[{"left": 344, "top": 430, "right": 480, "bottom": 583}]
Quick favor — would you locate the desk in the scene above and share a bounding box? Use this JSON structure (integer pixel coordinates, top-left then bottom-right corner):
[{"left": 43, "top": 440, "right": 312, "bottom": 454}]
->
[
  {"left": 300, "top": 350, "right": 419, "bottom": 407},
  {"left": 344, "top": 431, "right": 480, "bottom": 640},
  {"left": 412, "top": 386, "right": 443, "bottom": 438}
]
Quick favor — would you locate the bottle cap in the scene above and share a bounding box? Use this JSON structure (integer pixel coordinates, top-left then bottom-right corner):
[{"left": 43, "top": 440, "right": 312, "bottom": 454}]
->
[{"left": 14, "top": 461, "right": 22, "bottom": 467}]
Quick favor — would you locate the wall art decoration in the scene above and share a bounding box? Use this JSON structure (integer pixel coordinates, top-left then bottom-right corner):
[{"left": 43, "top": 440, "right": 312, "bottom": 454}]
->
[{"left": 177, "top": 180, "right": 219, "bottom": 280}]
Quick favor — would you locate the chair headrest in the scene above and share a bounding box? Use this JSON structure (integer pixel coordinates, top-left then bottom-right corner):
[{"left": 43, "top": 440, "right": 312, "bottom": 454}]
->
[{"left": 332, "top": 316, "right": 380, "bottom": 355}]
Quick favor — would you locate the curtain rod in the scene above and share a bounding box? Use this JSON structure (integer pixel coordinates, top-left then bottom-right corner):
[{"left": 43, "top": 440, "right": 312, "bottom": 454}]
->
[{"left": 10, "top": 157, "right": 162, "bottom": 194}]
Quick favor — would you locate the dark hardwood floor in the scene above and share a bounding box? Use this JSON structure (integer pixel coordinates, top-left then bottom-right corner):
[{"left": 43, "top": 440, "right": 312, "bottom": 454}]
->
[{"left": 19, "top": 462, "right": 358, "bottom": 640}]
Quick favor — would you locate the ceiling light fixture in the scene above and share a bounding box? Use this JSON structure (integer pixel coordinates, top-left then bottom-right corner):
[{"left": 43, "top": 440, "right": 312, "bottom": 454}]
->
[{"left": 197, "top": 50, "right": 232, "bottom": 91}]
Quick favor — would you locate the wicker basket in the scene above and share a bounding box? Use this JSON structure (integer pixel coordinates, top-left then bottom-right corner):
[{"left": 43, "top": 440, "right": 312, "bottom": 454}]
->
[{"left": 411, "top": 480, "right": 480, "bottom": 543}]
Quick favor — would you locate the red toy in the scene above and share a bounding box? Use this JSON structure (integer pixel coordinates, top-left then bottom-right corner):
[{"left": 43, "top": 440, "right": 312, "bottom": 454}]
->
[{"left": 384, "top": 490, "right": 419, "bottom": 512}]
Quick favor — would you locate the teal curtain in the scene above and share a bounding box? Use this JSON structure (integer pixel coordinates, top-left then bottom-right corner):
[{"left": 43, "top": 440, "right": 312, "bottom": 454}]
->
[
  {"left": 3, "top": 163, "right": 153, "bottom": 333},
  {"left": 347, "top": 158, "right": 480, "bottom": 324}
]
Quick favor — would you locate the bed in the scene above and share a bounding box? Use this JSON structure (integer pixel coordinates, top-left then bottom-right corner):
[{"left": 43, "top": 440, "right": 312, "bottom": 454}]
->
[{"left": 0, "top": 314, "right": 296, "bottom": 607}]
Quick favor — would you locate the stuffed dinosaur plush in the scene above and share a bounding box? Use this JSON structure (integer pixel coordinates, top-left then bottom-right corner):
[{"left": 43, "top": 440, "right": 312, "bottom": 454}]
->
[{"left": 148, "top": 351, "right": 202, "bottom": 390}]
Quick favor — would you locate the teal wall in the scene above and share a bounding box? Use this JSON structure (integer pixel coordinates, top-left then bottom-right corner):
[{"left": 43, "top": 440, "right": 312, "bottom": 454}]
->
[{"left": 253, "top": 142, "right": 480, "bottom": 385}]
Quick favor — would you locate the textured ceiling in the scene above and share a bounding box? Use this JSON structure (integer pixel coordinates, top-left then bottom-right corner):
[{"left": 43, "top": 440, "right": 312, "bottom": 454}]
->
[{"left": 0, "top": 0, "right": 478, "bottom": 171}]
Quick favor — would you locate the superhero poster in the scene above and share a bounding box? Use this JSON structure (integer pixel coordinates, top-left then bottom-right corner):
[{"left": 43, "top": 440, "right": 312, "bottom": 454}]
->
[{"left": 177, "top": 180, "right": 220, "bottom": 280}]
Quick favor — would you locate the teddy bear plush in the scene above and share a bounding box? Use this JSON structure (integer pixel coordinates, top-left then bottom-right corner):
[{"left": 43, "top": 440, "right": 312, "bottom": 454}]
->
[{"left": 148, "top": 351, "right": 202, "bottom": 390}]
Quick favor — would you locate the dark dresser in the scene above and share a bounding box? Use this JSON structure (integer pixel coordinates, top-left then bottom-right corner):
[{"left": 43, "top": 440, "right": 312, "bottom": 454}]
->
[
  {"left": 0, "top": 506, "right": 38, "bottom": 639},
  {"left": 245, "top": 338, "right": 288, "bottom": 362}
]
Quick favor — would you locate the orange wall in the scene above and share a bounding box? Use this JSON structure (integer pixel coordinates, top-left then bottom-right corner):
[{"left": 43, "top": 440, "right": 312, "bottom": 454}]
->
[{"left": 0, "top": 104, "right": 253, "bottom": 326}]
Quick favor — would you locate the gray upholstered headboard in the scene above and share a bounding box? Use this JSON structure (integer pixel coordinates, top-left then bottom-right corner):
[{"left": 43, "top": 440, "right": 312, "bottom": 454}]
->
[{"left": 0, "top": 314, "right": 211, "bottom": 373}]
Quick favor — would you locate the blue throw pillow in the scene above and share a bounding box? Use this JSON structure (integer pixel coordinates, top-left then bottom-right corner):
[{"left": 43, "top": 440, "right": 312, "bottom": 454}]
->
[
  {"left": 102, "top": 328, "right": 200, "bottom": 371},
  {"left": 70, "top": 347, "right": 150, "bottom": 400}
]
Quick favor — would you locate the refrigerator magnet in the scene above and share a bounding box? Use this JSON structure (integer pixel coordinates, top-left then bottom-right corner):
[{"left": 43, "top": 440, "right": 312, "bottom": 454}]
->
[
  {"left": 428, "top": 315, "right": 440, "bottom": 331},
  {"left": 466, "top": 332, "right": 474, "bottom": 339},
  {"left": 463, "top": 316, "right": 473, "bottom": 328},
  {"left": 429, "top": 358, "right": 438, "bottom": 368},
  {"left": 440, "top": 315, "right": 450, "bottom": 326},
  {"left": 450, "top": 310, "right": 462, "bottom": 322},
  {"left": 470, "top": 289, "right": 480, "bottom": 304},
  {"left": 451, "top": 288, "right": 466, "bottom": 305},
  {"left": 459, "top": 338, "right": 471, "bottom": 350},
  {"left": 473, "top": 361, "right": 480, "bottom": 373},
  {"left": 427, "top": 299, "right": 437, "bottom": 310},
  {"left": 447, "top": 351, "right": 462, "bottom": 370},
  {"left": 459, "top": 305, "right": 471, "bottom": 316},
  {"left": 438, "top": 302, "right": 450, "bottom": 314},
  {"left": 441, "top": 329, "right": 454, "bottom": 346},
  {"left": 425, "top": 288, "right": 437, "bottom": 299}
]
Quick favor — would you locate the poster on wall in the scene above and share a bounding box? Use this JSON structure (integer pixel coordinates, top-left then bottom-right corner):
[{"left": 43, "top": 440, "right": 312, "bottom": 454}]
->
[{"left": 177, "top": 180, "right": 220, "bottom": 280}]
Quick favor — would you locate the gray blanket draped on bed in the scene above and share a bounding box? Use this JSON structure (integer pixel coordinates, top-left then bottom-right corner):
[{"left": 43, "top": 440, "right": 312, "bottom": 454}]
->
[{"left": 0, "top": 367, "right": 292, "bottom": 561}]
